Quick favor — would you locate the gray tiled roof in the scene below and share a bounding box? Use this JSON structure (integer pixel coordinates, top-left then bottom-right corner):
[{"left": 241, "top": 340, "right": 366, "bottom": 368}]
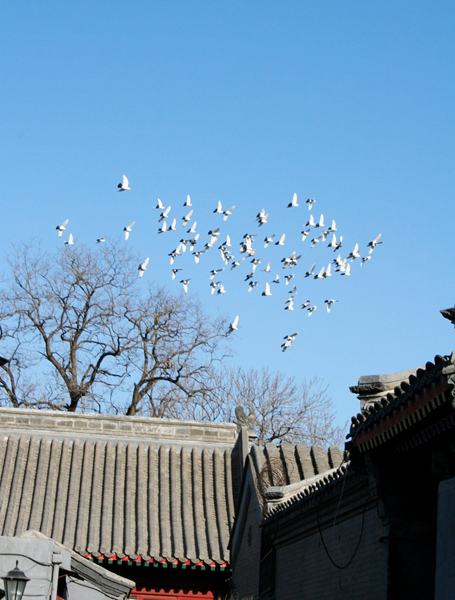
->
[
  {"left": 231, "top": 441, "right": 347, "bottom": 529},
  {"left": 0, "top": 409, "right": 239, "bottom": 566},
  {"left": 264, "top": 462, "right": 353, "bottom": 520},
  {"left": 347, "top": 353, "right": 455, "bottom": 452},
  {"left": 249, "top": 440, "right": 344, "bottom": 485}
]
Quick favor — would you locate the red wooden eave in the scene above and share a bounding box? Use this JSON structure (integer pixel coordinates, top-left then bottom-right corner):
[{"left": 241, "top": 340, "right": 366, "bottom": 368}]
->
[
  {"left": 351, "top": 378, "right": 450, "bottom": 450},
  {"left": 84, "top": 553, "right": 228, "bottom": 569}
]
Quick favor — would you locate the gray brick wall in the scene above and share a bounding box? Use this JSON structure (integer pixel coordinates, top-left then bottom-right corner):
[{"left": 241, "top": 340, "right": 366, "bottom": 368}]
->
[
  {"left": 233, "top": 495, "right": 262, "bottom": 600},
  {"left": 0, "top": 407, "right": 238, "bottom": 447},
  {"left": 274, "top": 506, "right": 388, "bottom": 600}
]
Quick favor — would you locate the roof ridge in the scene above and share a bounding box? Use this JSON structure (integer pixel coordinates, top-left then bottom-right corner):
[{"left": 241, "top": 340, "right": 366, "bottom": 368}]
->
[{"left": 0, "top": 407, "right": 238, "bottom": 446}]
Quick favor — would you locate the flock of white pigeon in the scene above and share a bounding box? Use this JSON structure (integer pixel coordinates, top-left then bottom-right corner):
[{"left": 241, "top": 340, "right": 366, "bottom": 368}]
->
[{"left": 55, "top": 175, "right": 383, "bottom": 352}]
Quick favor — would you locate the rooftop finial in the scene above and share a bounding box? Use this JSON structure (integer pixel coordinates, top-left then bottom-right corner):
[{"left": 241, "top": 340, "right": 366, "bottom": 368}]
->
[{"left": 440, "top": 307, "right": 455, "bottom": 327}]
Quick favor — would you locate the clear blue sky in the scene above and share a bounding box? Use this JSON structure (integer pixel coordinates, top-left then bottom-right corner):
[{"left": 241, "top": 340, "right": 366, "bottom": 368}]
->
[{"left": 1, "top": 1, "right": 455, "bottom": 430}]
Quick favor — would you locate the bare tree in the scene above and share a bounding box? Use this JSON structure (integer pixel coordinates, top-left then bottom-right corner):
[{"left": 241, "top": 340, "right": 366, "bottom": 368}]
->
[
  {"left": 122, "top": 289, "right": 226, "bottom": 416},
  {"left": 0, "top": 242, "right": 227, "bottom": 413},
  {"left": 183, "top": 366, "right": 346, "bottom": 446},
  {"left": 0, "top": 242, "right": 344, "bottom": 446},
  {"left": 0, "top": 319, "right": 36, "bottom": 408}
]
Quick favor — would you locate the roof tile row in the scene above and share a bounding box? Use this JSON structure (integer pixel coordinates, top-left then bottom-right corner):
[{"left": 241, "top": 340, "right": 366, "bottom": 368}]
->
[
  {"left": 0, "top": 434, "right": 235, "bottom": 565},
  {"left": 348, "top": 353, "right": 455, "bottom": 447}
]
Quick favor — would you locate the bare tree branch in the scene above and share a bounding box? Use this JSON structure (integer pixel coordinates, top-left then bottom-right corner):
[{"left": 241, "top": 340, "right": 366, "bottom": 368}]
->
[{"left": 0, "top": 242, "right": 345, "bottom": 446}]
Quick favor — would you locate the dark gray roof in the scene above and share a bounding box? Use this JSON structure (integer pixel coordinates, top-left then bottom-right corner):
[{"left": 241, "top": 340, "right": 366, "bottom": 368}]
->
[
  {"left": 233, "top": 441, "right": 347, "bottom": 528},
  {"left": 0, "top": 409, "right": 239, "bottom": 566},
  {"left": 347, "top": 352, "right": 455, "bottom": 452},
  {"left": 350, "top": 366, "right": 421, "bottom": 407},
  {"left": 228, "top": 439, "right": 346, "bottom": 565},
  {"left": 249, "top": 440, "right": 344, "bottom": 486},
  {"left": 264, "top": 462, "right": 353, "bottom": 521}
]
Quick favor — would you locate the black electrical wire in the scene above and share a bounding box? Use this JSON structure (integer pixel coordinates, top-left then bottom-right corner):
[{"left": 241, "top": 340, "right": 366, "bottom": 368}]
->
[{"left": 316, "top": 492, "right": 371, "bottom": 570}]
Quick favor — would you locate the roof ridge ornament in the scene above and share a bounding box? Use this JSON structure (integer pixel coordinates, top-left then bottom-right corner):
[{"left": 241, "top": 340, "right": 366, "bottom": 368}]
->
[
  {"left": 234, "top": 406, "right": 256, "bottom": 435},
  {"left": 440, "top": 307, "right": 455, "bottom": 327}
]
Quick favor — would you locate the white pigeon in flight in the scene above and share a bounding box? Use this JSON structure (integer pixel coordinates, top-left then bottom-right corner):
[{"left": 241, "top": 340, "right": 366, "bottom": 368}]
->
[
  {"left": 159, "top": 206, "right": 171, "bottom": 222},
  {"left": 65, "top": 233, "right": 74, "bottom": 245},
  {"left": 56, "top": 219, "right": 69, "bottom": 237},
  {"left": 208, "top": 228, "right": 220, "bottom": 247},
  {"left": 118, "top": 175, "right": 130, "bottom": 191},
  {"left": 187, "top": 221, "right": 198, "bottom": 234},
  {"left": 315, "top": 214, "right": 325, "bottom": 228},
  {"left": 275, "top": 233, "right": 286, "bottom": 246},
  {"left": 214, "top": 201, "right": 223, "bottom": 214},
  {"left": 251, "top": 258, "right": 261, "bottom": 273},
  {"left": 221, "top": 234, "right": 231, "bottom": 247},
  {"left": 262, "top": 282, "right": 272, "bottom": 296},
  {"left": 282, "top": 251, "right": 296, "bottom": 268},
  {"left": 264, "top": 234, "right": 276, "bottom": 248},
  {"left": 287, "top": 193, "right": 299, "bottom": 208},
  {"left": 367, "top": 234, "right": 383, "bottom": 254},
  {"left": 281, "top": 332, "right": 299, "bottom": 352},
  {"left": 227, "top": 315, "right": 239, "bottom": 334},
  {"left": 124, "top": 222, "right": 135, "bottom": 240},
  {"left": 180, "top": 279, "right": 190, "bottom": 293},
  {"left": 314, "top": 266, "right": 325, "bottom": 280},
  {"left": 348, "top": 243, "right": 360, "bottom": 260},
  {"left": 156, "top": 198, "right": 165, "bottom": 210},
  {"left": 304, "top": 264, "right": 316, "bottom": 278},
  {"left": 158, "top": 221, "right": 168, "bottom": 234},
  {"left": 301, "top": 229, "right": 310, "bottom": 242},
  {"left": 333, "top": 235, "right": 343, "bottom": 252},
  {"left": 223, "top": 206, "right": 236, "bottom": 221},
  {"left": 323, "top": 263, "right": 332, "bottom": 278},
  {"left": 325, "top": 299, "right": 337, "bottom": 312},
  {"left": 284, "top": 296, "right": 295, "bottom": 311},
  {"left": 231, "top": 257, "right": 245, "bottom": 270},
  {"left": 327, "top": 233, "right": 337, "bottom": 249},
  {"left": 284, "top": 274, "right": 295, "bottom": 285},
  {"left": 256, "top": 208, "right": 268, "bottom": 226},
  {"left": 182, "top": 210, "right": 193, "bottom": 226},
  {"left": 184, "top": 195, "right": 192, "bottom": 207},
  {"left": 333, "top": 254, "right": 344, "bottom": 269},
  {"left": 210, "top": 268, "right": 224, "bottom": 280},
  {"left": 341, "top": 263, "right": 351, "bottom": 276},
  {"left": 306, "top": 198, "right": 316, "bottom": 210},
  {"left": 138, "top": 257, "right": 150, "bottom": 278},
  {"left": 210, "top": 281, "right": 220, "bottom": 295}
]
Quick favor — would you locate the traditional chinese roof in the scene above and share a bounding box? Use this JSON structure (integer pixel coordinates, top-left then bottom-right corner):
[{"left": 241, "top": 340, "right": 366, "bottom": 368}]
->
[
  {"left": 0, "top": 531, "right": 135, "bottom": 599},
  {"left": 228, "top": 439, "right": 346, "bottom": 564},
  {"left": 261, "top": 352, "right": 455, "bottom": 524},
  {"left": 247, "top": 442, "right": 346, "bottom": 519},
  {"left": 263, "top": 461, "right": 354, "bottom": 521},
  {"left": 347, "top": 352, "right": 455, "bottom": 453},
  {"left": 0, "top": 408, "right": 240, "bottom": 567},
  {"left": 249, "top": 441, "right": 344, "bottom": 486}
]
